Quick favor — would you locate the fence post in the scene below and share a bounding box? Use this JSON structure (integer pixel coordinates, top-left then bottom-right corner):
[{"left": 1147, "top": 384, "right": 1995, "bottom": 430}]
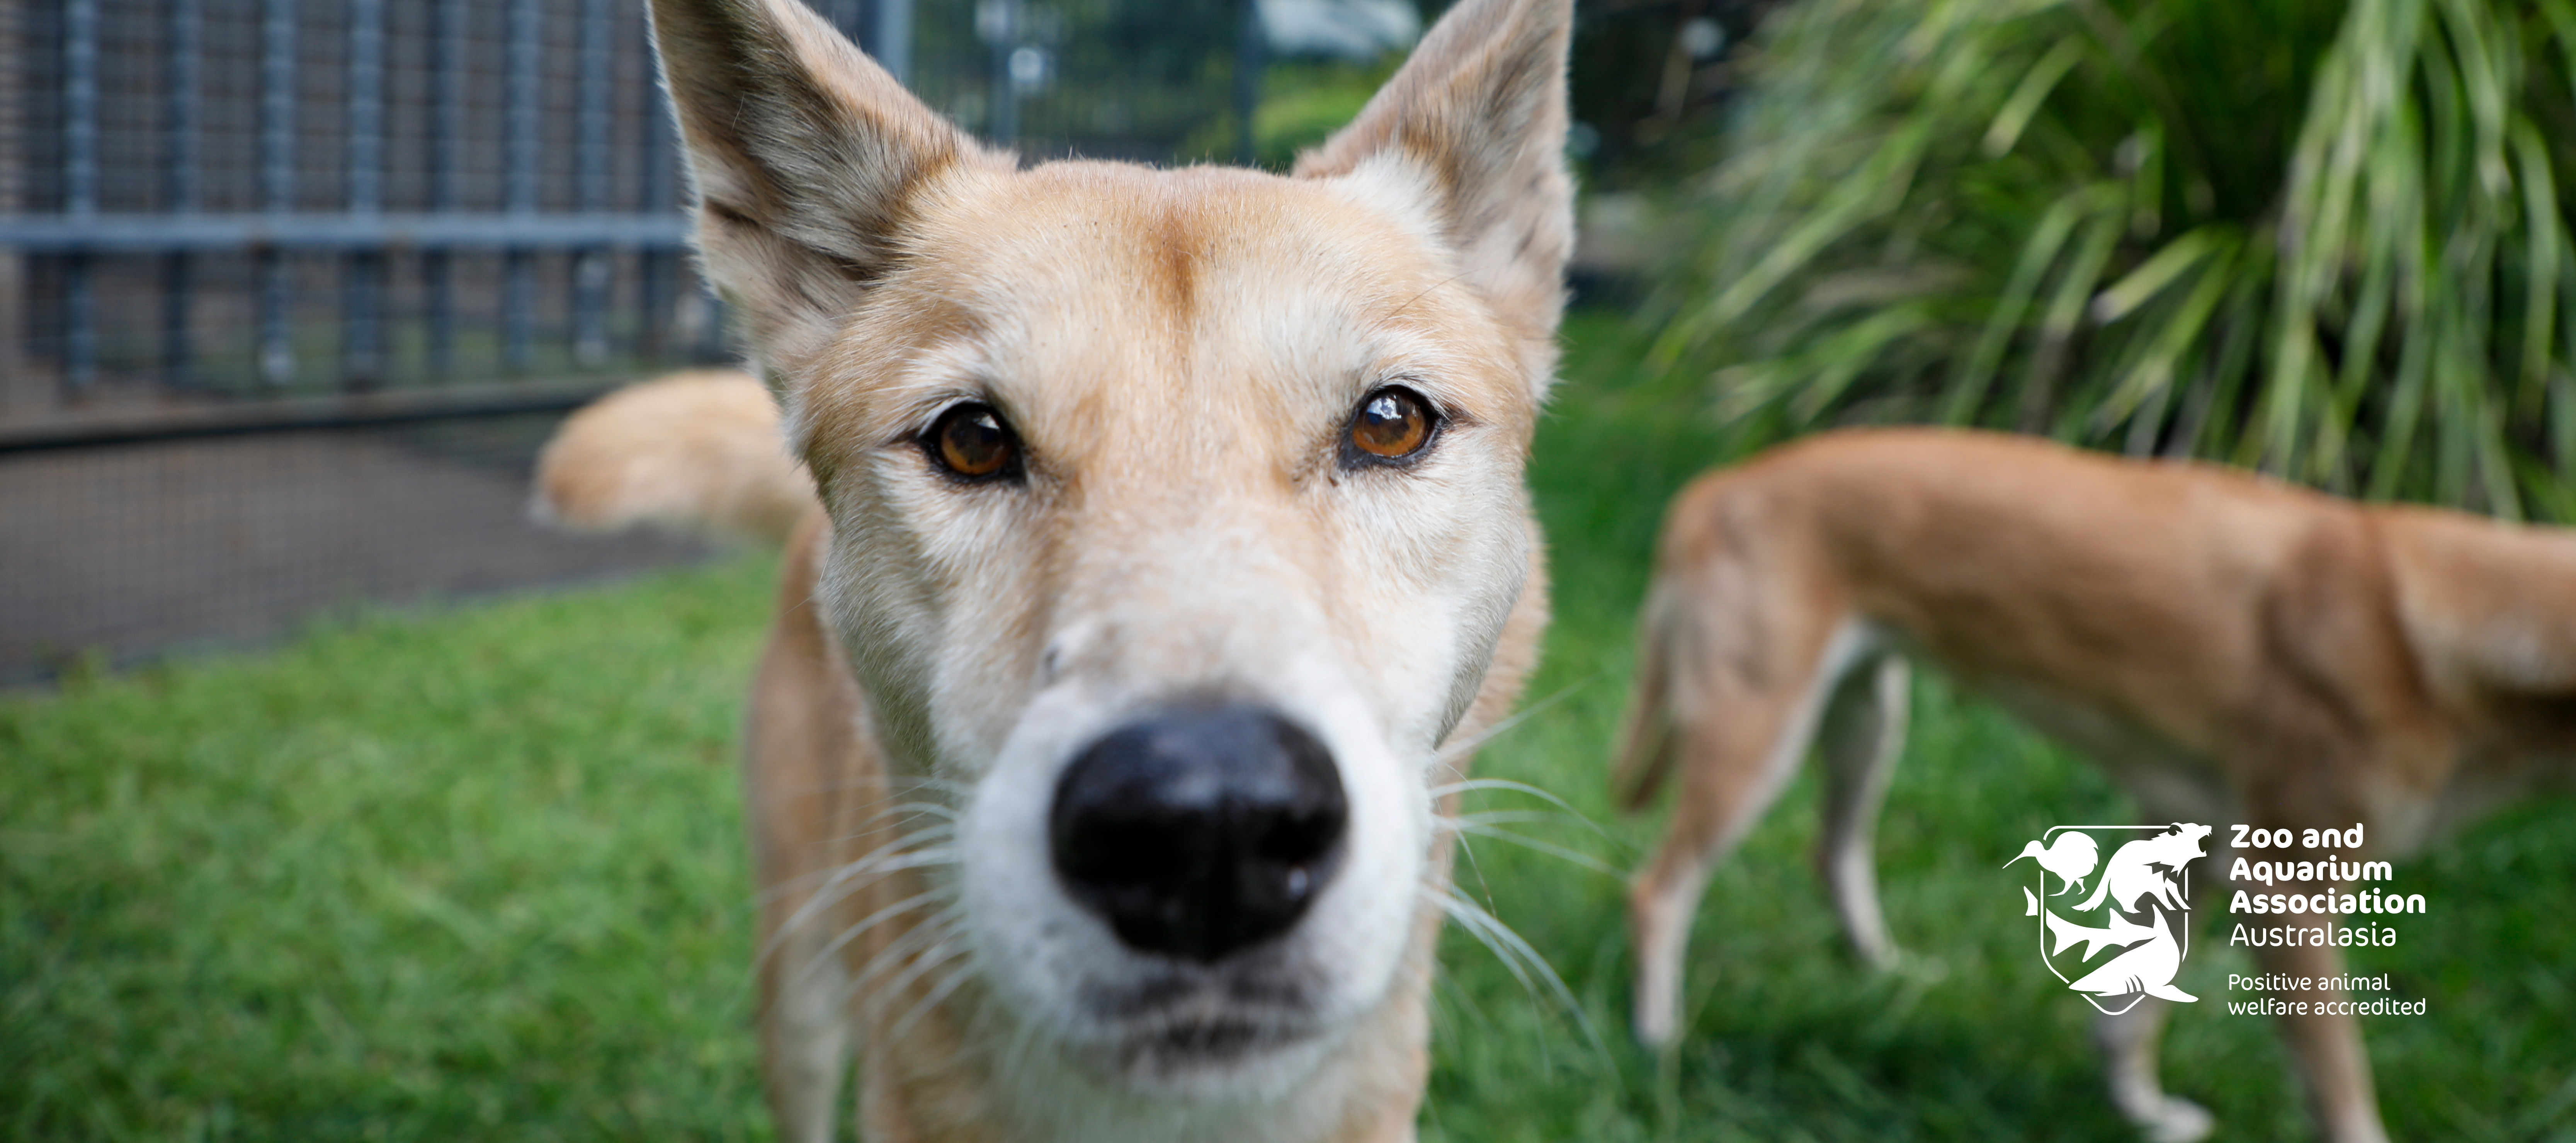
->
[
  {"left": 981, "top": 0, "right": 1017, "bottom": 146},
  {"left": 163, "top": 0, "right": 200, "bottom": 390},
  {"left": 259, "top": 0, "right": 298, "bottom": 388},
  {"left": 576, "top": 0, "right": 613, "bottom": 367},
  {"left": 639, "top": 2, "right": 673, "bottom": 364},
  {"left": 0, "top": 2, "right": 22, "bottom": 405},
  {"left": 428, "top": 0, "right": 465, "bottom": 379},
  {"left": 505, "top": 0, "right": 543, "bottom": 374},
  {"left": 346, "top": 0, "right": 386, "bottom": 390},
  {"left": 1234, "top": 0, "right": 1264, "bottom": 166},
  {"left": 63, "top": 0, "right": 98, "bottom": 392},
  {"left": 877, "top": 0, "right": 912, "bottom": 85}
]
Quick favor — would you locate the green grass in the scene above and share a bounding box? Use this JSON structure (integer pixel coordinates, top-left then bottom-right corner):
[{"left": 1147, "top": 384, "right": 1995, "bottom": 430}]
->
[
  {"left": 2, "top": 566, "right": 778, "bottom": 1140},
  {"left": 8, "top": 310, "right": 2575, "bottom": 1140}
]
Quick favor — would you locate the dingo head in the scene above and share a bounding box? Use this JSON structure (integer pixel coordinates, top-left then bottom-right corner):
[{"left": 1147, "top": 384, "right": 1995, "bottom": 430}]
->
[{"left": 651, "top": 0, "right": 1571, "bottom": 1106}]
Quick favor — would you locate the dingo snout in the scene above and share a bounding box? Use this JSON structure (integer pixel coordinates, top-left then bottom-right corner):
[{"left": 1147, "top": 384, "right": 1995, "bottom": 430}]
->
[{"left": 1051, "top": 704, "right": 1348, "bottom": 964}]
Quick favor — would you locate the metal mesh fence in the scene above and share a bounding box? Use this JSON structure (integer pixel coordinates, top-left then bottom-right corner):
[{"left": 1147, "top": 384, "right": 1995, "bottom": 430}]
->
[
  {"left": 0, "top": 0, "right": 711, "bottom": 402},
  {"left": 0, "top": 0, "right": 1264, "bottom": 684}
]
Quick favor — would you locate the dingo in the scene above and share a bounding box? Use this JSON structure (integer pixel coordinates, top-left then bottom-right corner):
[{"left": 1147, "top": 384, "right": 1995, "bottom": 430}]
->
[
  {"left": 1615, "top": 427, "right": 2576, "bottom": 1143},
  {"left": 535, "top": 0, "right": 1572, "bottom": 1139}
]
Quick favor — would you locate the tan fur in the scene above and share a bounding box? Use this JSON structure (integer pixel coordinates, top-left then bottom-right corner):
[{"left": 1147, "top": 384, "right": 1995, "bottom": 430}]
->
[
  {"left": 536, "top": 0, "right": 1574, "bottom": 1140},
  {"left": 1620, "top": 426, "right": 2576, "bottom": 1143},
  {"left": 532, "top": 370, "right": 811, "bottom": 544}
]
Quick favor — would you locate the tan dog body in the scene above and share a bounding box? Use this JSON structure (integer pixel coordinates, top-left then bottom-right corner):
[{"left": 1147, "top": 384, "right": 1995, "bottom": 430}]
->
[
  {"left": 538, "top": 0, "right": 1573, "bottom": 1138},
  {"left": 535, "top": 369, "right": 815, "bottom": 544},
  {"left": 1618, "top": 428, "right": 2576, "bottom": 1143}
]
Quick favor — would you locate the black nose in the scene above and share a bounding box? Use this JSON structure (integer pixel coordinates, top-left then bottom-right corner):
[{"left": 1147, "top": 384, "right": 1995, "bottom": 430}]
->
[{"left": 1049, "top": 704, "right": 1349, "bottom": 963}]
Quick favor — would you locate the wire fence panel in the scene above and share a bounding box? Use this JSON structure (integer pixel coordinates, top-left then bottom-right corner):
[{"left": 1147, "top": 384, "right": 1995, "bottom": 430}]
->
[
  {"left": 0, "top": 0, "right": 1263, "bottom": 684},
  {"left": 3, "top": 0, "right": 716, "bottom": 407}
]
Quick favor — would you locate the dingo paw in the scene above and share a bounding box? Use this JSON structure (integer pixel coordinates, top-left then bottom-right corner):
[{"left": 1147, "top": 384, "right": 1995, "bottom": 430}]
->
[{"left": 2133, "top": 1095, "right": 2214, "bottom": 1143}]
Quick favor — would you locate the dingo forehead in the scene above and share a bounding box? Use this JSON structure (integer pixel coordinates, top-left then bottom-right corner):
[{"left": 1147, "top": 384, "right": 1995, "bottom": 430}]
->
[{"left": 794, "top": 159, "right": 1533, "bottom": 483}]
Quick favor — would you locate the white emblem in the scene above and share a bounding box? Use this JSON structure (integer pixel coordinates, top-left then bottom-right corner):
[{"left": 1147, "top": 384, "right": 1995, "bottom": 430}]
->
[{"left": 2008, "top": 823, "right": 2210, "bottom": 1014}]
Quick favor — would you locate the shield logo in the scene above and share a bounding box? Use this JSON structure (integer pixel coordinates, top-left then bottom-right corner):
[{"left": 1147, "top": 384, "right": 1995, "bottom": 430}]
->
[{"left": 2006, "top": 822, "right": 2211, "bottom": 1014}]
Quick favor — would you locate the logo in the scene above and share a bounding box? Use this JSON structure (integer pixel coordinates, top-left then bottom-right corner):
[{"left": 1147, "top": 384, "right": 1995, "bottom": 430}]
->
[{"left": 2006, "top": 822, "right": 2211, "bottom": 1014}]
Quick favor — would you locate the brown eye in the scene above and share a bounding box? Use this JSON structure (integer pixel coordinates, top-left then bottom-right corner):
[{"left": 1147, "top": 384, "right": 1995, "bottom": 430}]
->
[
  {"left": 929, "top": 403, "right": 1019, "bottom": 480},
  {"left": 1346, "top": 387, "right": 1437, "bottom": 464}
]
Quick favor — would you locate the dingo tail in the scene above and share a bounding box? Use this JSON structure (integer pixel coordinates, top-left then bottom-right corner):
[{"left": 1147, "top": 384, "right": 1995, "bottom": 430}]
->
[
  {"left": 1611, "top": 579, "right": 1690, "bottom": 812},
  {"left": 532, "top": 370, "right": 814, "bottom": 545}
]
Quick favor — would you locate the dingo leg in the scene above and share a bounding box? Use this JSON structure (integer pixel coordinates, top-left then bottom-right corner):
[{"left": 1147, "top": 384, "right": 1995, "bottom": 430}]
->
[
  {"left": 1814, "top": 651, "right": 1908, "bottom": 970},
  {"left": 746, "top": 518, "right": 868, "bottom": 1143},
  {"left": 2095, "top": 998, "right": 2214, "bottom": 1143},
  {"left": 1630, "top": 619, "right": 1874, "bottom": 1046}
]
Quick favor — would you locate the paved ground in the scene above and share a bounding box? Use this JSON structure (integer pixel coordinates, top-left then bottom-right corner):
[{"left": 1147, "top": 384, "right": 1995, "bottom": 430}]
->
[{"left": 0, "top": 414, "right": 713, "bottom": 685}]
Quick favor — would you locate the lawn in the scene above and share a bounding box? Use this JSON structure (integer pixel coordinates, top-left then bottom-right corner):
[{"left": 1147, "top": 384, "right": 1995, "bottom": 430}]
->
[{"left": 6, "top": 310, "right": 2573, "bottom": 1141}]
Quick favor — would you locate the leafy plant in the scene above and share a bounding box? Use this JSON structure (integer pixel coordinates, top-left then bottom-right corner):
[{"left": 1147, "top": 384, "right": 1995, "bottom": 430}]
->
[{"left": 1649, "top": 0, "right": 2576, "bottom": 518}]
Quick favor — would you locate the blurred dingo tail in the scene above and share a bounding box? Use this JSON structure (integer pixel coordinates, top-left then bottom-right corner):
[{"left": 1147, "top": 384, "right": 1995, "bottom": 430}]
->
[
  {"left": 532, "top": 370, "right": 813, "bottom": 545},
  {"left": 1612, "top": 580, "right": 1690, "bottom": 812}
]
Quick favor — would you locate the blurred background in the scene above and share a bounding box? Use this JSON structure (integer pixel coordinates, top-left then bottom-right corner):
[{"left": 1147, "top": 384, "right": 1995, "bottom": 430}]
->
[
  {"left": 8, "top": 1, "right": 2574, "bottom": 1140},
  {"left": 28, "top": 0, "right": 2573, "bottom": 687}
]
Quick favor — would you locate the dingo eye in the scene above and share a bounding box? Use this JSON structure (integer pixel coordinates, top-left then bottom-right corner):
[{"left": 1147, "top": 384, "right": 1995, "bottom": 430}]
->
[
  {"left": 928, "top": 403, "right": 1021, "bottom": 481},
  {"left": 1344, "top": 386, "right": 1437, "bottom": 466}
]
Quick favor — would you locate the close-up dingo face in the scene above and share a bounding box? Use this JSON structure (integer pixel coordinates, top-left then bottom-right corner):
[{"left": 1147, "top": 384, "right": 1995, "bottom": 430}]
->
[
  {"left": 646, "top": 0, "right": 1571, "bottom": 1121},
  {"left": 798, "top": 160, "right": 1547, "bottom": 1096}
]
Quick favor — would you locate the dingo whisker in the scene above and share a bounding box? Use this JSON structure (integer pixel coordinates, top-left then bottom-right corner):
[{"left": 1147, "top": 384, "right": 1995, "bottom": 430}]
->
[
  {"left": 1427, "top": 778, "right": 1597, "bottom": 825},
  {"left": 823, "top": 809, "right": 959, "bottom": 849},
  {"left": 1442, "top": 808, "right": 1588, "bottom": 829},
  {"left": 749, "top": 828, "right": 955, "bottom": 909},
  {"left": 757, "top": 838, "right": 958, "bottom": 971},
  {"left": 1421, "top": 883, "right": 1605, "bottom": 1058},
  {"left": 1431, "top": 820, "right": 1623, "bottom": 878},
  {"left": 1430, "top": 672, "right": 1602, "bottom": 770},
  {"left": 787, "top": 887, "right": 954, "bottom": 993},
  {"left": 882, "top": 943, "right": 981, "bottom": 1048},
  {"left": 838, "top": 905, "right": 969, "bottom": 1012},
  {"left": 860, "top": 927, "right": 962, "bottom": 1022}
]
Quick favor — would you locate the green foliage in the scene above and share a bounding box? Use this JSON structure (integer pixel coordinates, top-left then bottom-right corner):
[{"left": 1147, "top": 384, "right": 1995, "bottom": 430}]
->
[{"left": 1651, "top": 0, "right": 2576, "bottom": 518}]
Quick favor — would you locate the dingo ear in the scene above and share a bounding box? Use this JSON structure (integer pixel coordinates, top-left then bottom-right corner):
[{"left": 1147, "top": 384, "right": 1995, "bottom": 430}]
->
[
  {"left": 648, "top": 0, "right": 993, "bottom": 377},
  {"left": 1296, "top": 0, "right": 1575, "bottom": 352}
]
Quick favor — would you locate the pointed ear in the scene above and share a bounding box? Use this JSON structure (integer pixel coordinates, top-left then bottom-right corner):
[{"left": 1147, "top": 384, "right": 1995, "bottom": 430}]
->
[
  {"left": 1294, "top": 0, "right": 1575, "bottom": 346},
  {"left": 649, "top": 0, "right": 993, "bottom": 376}
]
